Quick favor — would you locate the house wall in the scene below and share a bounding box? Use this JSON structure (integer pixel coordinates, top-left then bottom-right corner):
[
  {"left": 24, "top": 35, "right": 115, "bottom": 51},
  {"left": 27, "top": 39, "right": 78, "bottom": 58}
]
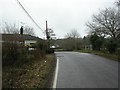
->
[{"left": 24, "top": 40, "right": 37, "bottom": 47}]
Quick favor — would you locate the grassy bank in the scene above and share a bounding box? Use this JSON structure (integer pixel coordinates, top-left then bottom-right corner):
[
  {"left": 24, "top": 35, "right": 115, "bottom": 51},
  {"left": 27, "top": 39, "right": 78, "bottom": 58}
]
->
[
  {"left": 79, "top": 50, "right": 119, "bottom": 61},
  {"left": 3, "top": 54, "right": 56, "bottom": 88}
]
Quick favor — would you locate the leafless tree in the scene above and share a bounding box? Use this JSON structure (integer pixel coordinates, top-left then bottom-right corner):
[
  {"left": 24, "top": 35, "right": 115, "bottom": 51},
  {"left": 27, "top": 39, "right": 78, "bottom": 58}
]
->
[
  {"left": 65, "top": 29, "right": 80, "bottom": 39},
  {"left": 116, "top": 0, "right": 120, "bottom": 6},
  {"left": 86, "top": 8, "right": 120, "bottom": 39},
  {"left": 1, "top": 22, "right": 35, "bottom": 36},
  {"left": 2, "top": 22, "right": 19, "bottom": 34},
  {"left": 24, "top": 26, "right": 35, "bottom": 36},
  {"left": 64, "top": 29, "right": 81, "bottom": 50}
]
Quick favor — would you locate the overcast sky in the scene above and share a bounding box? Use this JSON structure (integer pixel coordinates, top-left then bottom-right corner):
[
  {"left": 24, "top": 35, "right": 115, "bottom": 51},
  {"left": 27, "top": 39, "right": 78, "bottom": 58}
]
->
[{"left": 0, "top": 0, "right": 115, "bottom": 39}]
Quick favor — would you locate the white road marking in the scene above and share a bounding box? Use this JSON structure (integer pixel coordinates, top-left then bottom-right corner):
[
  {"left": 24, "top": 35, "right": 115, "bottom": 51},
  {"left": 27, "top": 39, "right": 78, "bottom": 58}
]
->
[{"left": 53, "top": 58, "right": 59, "bottom": 88}]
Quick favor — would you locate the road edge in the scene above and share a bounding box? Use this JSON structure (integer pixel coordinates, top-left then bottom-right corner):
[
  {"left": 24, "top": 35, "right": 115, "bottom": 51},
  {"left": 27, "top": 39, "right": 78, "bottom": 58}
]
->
[{"left": 52, "top": 58, "right": 59, "bottom": 88}]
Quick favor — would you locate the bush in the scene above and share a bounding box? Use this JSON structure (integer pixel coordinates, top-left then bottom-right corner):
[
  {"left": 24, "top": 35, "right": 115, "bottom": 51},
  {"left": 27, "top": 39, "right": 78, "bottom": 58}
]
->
[
  {"left": 35, "top": 41, "right": 54, "bottom": 54},
  {"left": 90, "top": 33, "right": 104, "bottom": 51},
  {"left": 3, "top": 42, "right": 19, "bottom": 66},
  {"left": 2, "top": 42, "right": 28, "bottom": 67},
  {"left": 117, "top": 48, "right": 120, "bottom": 61},
  {"left": 106, "top": 38, "right": 117, "bottom": 53},
  {"left": 47, "top": 48, "right": 54, "bottom": 54}
]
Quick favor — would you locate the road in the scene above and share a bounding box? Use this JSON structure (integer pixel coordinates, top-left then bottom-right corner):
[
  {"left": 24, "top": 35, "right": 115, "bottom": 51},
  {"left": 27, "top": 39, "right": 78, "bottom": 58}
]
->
[
  {"left": 0, "top": 50, "right": 1, "bottom": 89},
  {"left": 55, "top": 52, "right": 118, "bottom": 88}
]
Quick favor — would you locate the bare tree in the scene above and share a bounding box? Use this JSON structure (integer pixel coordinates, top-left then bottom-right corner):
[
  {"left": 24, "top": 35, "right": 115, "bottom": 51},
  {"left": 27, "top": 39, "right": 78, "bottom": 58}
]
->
[
  {"left": 64, "top": 33, "right": 71, "bottom": 39},
  {"left": 116, "top": 0, "right": 120, "bottom": 7},
  {"left": 64, "top": 29, "right": 81, "bottom": 50},
  {"left": 65, "top": 29, "right": 80, "bottom": 39},
  {"left": 24, "top": 26, "right": 35, "bottom": 36},
  {"left": 86, "top": 8, "right": 120, "bottom": 39},
  {"left": 71, "top": 30, "right": 80, "bottom": 38},
  {"left": 2, "top": 22, "right": 19, "bottom": 34},
  {"left": 1, "top": 22, "right": 35, "bottom": 36}
]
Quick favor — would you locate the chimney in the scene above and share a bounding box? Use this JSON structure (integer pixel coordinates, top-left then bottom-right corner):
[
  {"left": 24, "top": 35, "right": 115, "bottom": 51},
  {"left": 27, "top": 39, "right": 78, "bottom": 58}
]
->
[{"left": 20, "top": 26, "right": 23, "bottom": 35}]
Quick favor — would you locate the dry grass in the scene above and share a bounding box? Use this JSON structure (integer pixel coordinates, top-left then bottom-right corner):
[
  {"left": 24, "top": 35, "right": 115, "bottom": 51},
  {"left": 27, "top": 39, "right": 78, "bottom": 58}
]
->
[
  {"left": 79, "top": 50, "right": 119, "bottom": 61},
  {"left": 3, "top": 54, "right": 56, "bottom": 88}
]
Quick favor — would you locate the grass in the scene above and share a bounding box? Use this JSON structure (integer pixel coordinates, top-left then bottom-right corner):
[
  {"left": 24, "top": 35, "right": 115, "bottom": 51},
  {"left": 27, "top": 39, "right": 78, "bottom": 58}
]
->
[
  {"left": 2, "top": 54, "right": 56, "bottom": 88},
  {"left": 55, "top": 49, "right": 66, "bottom": 51},
  {"left": 79, "top": 50, "right": 119, "bottom": 61}
]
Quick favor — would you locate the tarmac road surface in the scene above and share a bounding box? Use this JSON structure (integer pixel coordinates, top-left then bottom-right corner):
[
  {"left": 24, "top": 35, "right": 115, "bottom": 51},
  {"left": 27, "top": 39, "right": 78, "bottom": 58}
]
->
[{"left": 55, "top": 52, "right": 118, "bottom": 88}]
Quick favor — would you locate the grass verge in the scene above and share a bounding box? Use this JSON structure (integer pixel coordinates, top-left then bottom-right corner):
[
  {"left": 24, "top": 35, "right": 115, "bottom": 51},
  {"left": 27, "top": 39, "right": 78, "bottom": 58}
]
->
[
  {"left": 2, "top": 54, "right": 56, "bottom": 88},
  {"left": 79, "top": 50, "right": 119, "bottom": 61}
]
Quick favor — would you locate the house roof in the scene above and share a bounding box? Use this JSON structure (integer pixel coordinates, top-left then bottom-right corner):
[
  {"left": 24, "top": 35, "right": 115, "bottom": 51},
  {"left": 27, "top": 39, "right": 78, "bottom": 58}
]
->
[{"left": 2, "top": 34, "right": 42, "bottom": 42}]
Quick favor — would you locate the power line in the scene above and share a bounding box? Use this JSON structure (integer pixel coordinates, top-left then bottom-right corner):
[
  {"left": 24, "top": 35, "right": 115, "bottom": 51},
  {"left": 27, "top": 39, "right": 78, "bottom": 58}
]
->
[{"left": 16, "top": 0, "right": 43, "bottom": 31}]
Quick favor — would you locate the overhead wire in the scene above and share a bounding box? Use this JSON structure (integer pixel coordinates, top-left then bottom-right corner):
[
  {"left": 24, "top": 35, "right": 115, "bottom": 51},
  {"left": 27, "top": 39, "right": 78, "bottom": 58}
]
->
[{"left": 15, "top": 0, "right": 44, "bottom": 31}]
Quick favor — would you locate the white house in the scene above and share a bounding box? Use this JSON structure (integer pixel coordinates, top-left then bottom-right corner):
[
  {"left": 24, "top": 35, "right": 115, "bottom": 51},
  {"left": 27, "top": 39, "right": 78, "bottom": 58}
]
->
[
  {"left": 2, "top": 34, "right": 42, "bottom": 48},
  {"left": 24, "top": 40, "right": 37, "bottom": 47}
]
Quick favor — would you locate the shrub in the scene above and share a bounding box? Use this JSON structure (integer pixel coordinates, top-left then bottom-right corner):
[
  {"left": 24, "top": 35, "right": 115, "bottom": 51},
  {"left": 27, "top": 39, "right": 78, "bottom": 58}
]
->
[
  {"left": 2, "top": 42, "right": 19, "bottom": 66},
  {"left": 35, "top": 41, "right": 54, "bottom": 54},
  {"left": 106, "top": 38, "right": 117, "bottom": 53},
  {"left": 117, "top": 48, "right": 120, "bottom": 61},
  {"left": 90, "top": 33, "right": 104, "bottom": 51},
  {"left": 2, "top": 42, "right": 28, "bottom": 67}
]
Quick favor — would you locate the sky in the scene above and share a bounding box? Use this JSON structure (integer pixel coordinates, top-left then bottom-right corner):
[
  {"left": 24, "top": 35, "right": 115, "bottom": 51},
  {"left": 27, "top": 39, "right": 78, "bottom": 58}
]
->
[{"left": 0, "top": 0, "right": 115, "bottom": 39}]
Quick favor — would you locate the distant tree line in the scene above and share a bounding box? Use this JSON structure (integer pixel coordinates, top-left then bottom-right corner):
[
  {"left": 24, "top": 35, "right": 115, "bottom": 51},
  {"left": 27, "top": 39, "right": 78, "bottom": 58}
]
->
[
  {"left": 86, "top": 1, "right": 120, "bottom": 53},
  {"left": 56, "top": 30, "right": 83, "bottom": 51},
  {"left": 56, "top": 0, "right": 120, "bottom": 54}
]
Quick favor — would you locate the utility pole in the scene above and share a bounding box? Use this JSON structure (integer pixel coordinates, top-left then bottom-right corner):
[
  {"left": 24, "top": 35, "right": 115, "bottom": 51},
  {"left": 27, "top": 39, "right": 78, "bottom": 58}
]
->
[
  {"left": 45, "top": 20, "right": 56, "bottom": 52},
  {"left": 46, "top": 20, "right": 50, "bottom": 40},
  {"left": 46, "top": 21, "right": 50, "bottom": 52}
]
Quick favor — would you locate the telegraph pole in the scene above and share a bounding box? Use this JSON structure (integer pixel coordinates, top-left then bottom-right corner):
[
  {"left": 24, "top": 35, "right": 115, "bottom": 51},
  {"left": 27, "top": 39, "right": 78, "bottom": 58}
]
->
[
  {"left": 46, "top": 21, "right": 50, "bottom": 52},
  {"left": 45, "top": 21, "right": 56, "bottom": 52},
  {"left": 46, "top": 20, "right": 48, "bottom": 39},
  {"left": 46, "top": 20, "right": 50, "bottom": 40}
]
